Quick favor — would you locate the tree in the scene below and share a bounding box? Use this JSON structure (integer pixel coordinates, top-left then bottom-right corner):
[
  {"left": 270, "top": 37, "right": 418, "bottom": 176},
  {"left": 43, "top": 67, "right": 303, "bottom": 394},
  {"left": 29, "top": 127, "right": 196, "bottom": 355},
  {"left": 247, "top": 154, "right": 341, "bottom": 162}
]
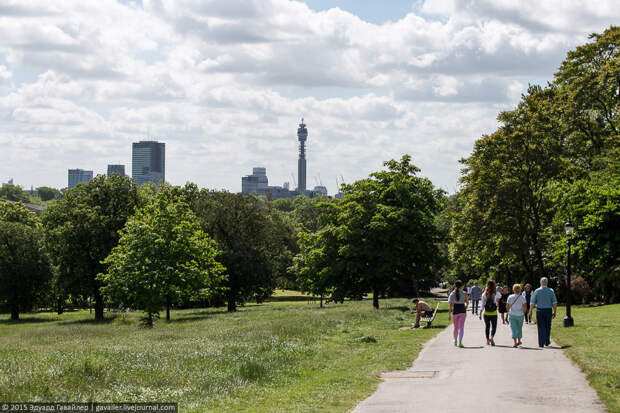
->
[
  {"left": 100, "top": 190, "right": 225, "bottom": 326},
  {"left": 0, "top": 203, "right": 51, "bottom": 320},
  {"left": 454, "top": 86, "right": 564, "bottom": 285},
  {"left": 295, "top": 155, "right": 445, "bottom": 309},
  {"left": 547, "top": 151, "right": 620, "bottom": 302},
  {"left": 42, "top": 175, "right": 143, "bottom": 321},
  {"left": 37, "top": 186, "right": 61, "bottom": 202},
  {"left": 192, "top": 191, "right": 283, "bottom": 312},
  {"left": 554, "top": 26, "right": 619, "bottom": 171},
  {"left": 265, "top": 206, "right": 299, "bottom": 290},
  {"left": 291, "top": 195, "right": 328, "bottom": 233},
  {"left": 451, "top": 26, "right": 619, "bottom": 302},
  {"left": 272, "top": 198, "right": 294, "bottom": 213},
  {"left": 0, "top": 184, "right": 30, "bottom": 203},
  {"left": 0, "top": 201, "right": 39, "bottom": 226},
  {"left": 293, "top": 201, "right": 350, "bottom": 307}
]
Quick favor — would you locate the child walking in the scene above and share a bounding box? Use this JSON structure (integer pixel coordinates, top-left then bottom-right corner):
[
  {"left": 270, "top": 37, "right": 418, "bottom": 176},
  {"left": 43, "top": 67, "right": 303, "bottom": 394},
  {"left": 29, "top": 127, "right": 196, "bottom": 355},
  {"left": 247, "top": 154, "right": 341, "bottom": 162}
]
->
[{"left": 448, "top": 280, "right": 468, "bottom": 347}]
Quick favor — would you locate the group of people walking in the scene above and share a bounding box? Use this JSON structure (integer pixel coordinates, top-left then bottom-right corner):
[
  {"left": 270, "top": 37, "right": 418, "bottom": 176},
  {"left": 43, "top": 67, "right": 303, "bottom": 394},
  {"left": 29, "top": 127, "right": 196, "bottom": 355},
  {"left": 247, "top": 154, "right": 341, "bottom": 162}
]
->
[{"left": 444, "top": 277, "right": 558, "bottom": 348}]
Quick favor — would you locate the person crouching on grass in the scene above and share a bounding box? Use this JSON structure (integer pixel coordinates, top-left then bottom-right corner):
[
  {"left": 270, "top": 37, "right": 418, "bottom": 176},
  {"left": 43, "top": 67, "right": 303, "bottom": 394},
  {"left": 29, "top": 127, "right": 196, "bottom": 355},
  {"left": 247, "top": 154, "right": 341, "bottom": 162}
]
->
[
  {"left": 448, "top": 280, "right": 468, "bottom": 347},
  {"left": 507, "top": 284, "right": 528, "bottom": 347},
  {"left": 411, "top": 298, "right": 433, "bottom": 329}
]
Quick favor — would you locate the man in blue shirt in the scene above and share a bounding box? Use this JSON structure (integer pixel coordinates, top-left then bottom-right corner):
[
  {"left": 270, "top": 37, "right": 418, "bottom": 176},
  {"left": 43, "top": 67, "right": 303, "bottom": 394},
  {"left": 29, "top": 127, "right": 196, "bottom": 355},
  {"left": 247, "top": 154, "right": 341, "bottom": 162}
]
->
[
  {"left": 530, "top": 277, "right": 558, "bottom": 347},
  {"left": 470, "top": 283, "right": 482, "bottom": 315}
]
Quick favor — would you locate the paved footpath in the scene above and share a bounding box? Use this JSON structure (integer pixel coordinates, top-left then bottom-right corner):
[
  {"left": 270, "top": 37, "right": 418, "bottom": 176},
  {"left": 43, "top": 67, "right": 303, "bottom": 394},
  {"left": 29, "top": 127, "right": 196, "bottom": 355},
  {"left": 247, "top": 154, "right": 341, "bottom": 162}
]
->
[{"left": 353, "top": 311, "right": 606, "bottom": 413}]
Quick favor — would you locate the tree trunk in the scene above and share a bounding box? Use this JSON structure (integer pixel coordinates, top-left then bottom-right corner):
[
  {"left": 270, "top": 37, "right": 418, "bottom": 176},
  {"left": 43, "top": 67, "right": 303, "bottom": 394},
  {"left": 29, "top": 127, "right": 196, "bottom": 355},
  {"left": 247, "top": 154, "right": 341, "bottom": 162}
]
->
[
  {"left": 227, "top": 290, "right": 237, "bottom": 312},
  {"left": 10, "top": 302, "right": 19, "bottom": 321},
  {"left": 166, "top": 301, "right": 171, "bottom": 321},
  {"left": 373, "top": 289, "right": 379, "bottom": 309},
  {"left": 93, "top": 286, "right": 104, "bottom": 321},
  {"left": 320, "top": 294, "right": 323, "bottom": 308},
  {"left": 56, "top": 297, "right": 64, "bottom": 315}
]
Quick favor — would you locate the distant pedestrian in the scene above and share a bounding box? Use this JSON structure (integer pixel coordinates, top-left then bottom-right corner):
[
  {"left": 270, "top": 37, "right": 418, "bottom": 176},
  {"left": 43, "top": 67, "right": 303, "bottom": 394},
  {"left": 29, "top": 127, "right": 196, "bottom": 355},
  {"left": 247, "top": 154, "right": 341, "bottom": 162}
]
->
[
  {"left": 498, "top": 286, "right": 510, "bottom": 325},
  {"left": 507, "top": 284, "right": 528, "bottom": 347},
  {"left": 470, "top": 283, "right": 482, "bottom": 315},
  {"left": 530, "top": 277, "right": 558, "bottom": 348},
  {"left": 411, "top": 298, "right": 433, "bottom": 329},
  {"left": 480, "top": 280, "right": 501, "bottom": 346},
  {"left": 523, "top": 283, "right": 533, "bottom": 323},
  {"left": 448, "top": 280, "right": 468, "bottom": 347}
]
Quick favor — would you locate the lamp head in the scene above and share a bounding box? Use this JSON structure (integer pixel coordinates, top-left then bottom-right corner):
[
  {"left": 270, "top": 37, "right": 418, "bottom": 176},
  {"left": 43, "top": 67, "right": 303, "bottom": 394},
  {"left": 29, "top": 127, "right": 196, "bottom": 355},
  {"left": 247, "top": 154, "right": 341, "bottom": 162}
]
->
[{"left": 564, "top": 221, "right": 574, "bottom": 236}]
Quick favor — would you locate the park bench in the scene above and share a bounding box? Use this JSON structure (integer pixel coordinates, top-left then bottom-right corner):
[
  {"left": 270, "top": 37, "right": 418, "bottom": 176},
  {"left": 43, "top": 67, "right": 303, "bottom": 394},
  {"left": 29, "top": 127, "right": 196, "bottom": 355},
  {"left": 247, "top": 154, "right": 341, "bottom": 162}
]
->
[{"left": 418, "top": 302, "right": 440, "bottom": 328}]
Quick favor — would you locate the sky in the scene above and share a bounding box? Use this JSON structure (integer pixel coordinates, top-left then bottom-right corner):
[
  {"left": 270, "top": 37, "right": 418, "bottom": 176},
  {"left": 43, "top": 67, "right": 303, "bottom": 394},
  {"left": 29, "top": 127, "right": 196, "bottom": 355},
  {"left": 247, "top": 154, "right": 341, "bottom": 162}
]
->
[{"left": 1, "top": 0, "right": 618, "bottom": 194}]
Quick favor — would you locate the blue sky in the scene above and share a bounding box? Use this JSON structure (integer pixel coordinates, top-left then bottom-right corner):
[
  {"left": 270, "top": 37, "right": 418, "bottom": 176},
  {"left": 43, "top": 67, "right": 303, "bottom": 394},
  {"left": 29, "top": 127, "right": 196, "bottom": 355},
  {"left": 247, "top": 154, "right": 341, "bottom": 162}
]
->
[
  {"left": 1, "top": 0, "right": 618, "bottom": 193},
  {"left": 305, "top": 0, "right": 416, "bottom": 24}
]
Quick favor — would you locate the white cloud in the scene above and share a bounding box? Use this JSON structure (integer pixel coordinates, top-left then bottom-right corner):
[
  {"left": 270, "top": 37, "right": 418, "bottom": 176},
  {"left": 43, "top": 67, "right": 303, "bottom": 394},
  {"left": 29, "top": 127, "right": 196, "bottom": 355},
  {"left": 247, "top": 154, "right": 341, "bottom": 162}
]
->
[
  {"left": 0, "top": 65, "right": 12, "bottom": 87},
  {"left": 0, "top": 0, "right": 618, "bottom": 193}
]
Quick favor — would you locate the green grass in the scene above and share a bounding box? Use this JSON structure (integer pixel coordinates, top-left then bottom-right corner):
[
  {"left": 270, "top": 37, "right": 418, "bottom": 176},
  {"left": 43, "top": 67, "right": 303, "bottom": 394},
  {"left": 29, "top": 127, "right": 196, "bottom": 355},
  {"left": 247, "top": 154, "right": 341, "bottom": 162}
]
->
[
  {"left": 0, "top": 295, "right": 446, "bottom": 412},
  {"left": 552, "top": 304, "right": 620, "bottom": 413}
]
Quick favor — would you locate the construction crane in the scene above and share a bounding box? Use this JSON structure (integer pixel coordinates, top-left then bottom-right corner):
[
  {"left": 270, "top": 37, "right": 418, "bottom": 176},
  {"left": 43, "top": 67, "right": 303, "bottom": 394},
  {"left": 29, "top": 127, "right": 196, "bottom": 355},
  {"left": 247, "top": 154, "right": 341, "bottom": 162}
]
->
[{"left": 290, "top": 173, "right": 297, "bottom": 190}]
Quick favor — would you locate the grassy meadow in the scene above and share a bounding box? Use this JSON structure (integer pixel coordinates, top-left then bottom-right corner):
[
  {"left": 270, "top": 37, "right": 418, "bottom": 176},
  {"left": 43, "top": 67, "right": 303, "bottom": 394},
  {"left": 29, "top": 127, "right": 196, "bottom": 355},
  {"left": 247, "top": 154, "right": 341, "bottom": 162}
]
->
[
  {"left": 0, "top": 293, "right": 446, "bottom": 412},
  {"left": 552, "top": 304, "right": 620, "bottom": 413}
]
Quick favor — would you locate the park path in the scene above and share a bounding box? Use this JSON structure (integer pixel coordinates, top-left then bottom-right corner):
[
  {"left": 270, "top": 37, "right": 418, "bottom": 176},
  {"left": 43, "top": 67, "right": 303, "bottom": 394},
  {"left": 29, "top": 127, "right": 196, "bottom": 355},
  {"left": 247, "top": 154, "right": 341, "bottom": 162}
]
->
[{"left": 353, "top": 310, "right": 606, "bottom": 413}]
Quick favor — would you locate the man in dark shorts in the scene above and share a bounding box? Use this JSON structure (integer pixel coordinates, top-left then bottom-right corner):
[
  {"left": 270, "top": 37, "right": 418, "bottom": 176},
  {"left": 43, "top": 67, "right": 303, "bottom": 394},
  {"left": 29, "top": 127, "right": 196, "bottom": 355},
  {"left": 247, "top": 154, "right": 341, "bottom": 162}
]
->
[{"left": 411, "top": 298, "right": 433, "bottom": 328}]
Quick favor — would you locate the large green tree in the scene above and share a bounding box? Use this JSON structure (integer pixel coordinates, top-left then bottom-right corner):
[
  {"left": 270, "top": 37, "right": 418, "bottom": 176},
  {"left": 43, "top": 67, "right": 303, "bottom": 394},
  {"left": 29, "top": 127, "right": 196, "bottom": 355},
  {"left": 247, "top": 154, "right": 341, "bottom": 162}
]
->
[
  {"left": 452, "top": 26, "right": 619, "bottom": 301},
  {"left": 295, "top": 155, "right": 445, "bottom": 309},
  {"left": 192, "top": 191, "right": 291, "bottom": 311},
  {"left": 42, "top": 175, "right": 143, "bottom": 320},
  {"left": 0, "top": 202, "right": 51, "bottom": 320},
  {"left": 455, "top": 86, "right": 563, "bottom": 285},
  {"left": 100, "top": 190, "right": 224, "bottom": 326}
]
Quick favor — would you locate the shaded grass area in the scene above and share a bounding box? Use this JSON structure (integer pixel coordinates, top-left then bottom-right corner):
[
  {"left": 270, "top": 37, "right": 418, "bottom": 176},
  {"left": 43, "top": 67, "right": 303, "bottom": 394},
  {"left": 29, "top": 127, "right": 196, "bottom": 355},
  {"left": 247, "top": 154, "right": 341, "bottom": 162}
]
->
[
  {"left": 0, "top": 296, "right": 445, "bottom": 412},
  {"left": 552, "top": 304, "right": 620, "bottom": 413}
]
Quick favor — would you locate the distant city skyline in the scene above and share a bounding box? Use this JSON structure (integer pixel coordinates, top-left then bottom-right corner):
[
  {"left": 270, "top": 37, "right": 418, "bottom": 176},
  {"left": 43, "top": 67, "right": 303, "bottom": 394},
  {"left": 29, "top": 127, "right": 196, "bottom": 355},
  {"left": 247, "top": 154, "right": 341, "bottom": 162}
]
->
[{"left": 1, "top": 1, "right": 618, "bottom": 193}]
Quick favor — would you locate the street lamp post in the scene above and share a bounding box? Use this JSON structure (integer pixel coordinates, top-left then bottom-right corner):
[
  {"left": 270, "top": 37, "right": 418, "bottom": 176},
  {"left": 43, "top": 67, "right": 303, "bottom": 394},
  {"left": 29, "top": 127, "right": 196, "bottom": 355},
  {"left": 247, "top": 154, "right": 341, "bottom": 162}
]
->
[
  {"left": 564, "top": 221, "right": 575, "bottom": 327},
  {"left": 529, "top": 246, "right": 535, "bottom": 279}
]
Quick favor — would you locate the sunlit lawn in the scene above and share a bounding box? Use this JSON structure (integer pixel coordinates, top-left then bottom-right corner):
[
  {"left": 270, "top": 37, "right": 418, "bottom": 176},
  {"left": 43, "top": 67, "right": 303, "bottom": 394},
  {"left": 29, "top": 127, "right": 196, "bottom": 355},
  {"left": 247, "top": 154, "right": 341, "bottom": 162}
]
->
[
  {"left": 0, "top": 292, "right": 446, "bottom": 412},
  {"left": 552, "top": 304, "right": 620, "bottom": 413}
]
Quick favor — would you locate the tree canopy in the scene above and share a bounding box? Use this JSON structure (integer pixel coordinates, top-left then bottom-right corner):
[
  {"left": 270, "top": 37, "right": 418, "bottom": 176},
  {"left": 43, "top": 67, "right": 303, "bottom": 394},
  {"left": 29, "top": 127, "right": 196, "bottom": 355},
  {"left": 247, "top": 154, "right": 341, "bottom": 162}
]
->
[
  {"left": 42, "top": 175, "right": 143, "bottom": 320},
  {"left": 451, "top": 26, "right": 619, "bottom": 301},
  {"left": 0, "top": 202, "right": 51, "bottom": 320},
  {"left": 295, "top": 155, "right": 446, "bottom": 308},
  {"left": 100, "top": 188, "right": 225, "bottom": 326}
]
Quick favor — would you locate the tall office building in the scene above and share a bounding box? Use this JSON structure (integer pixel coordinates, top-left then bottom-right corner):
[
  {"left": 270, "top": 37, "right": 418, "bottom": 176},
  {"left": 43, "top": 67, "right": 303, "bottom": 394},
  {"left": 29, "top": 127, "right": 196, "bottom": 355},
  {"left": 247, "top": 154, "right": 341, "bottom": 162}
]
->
[
  {"left": 107, "top": 164, "right": 125, "bottom": 177},
  {"left": 132, "top": 141, "right": 165, "bottom": 186},
  {"left": 68, "top": 169, "right": 93, "bottom": 188},
  {"left": 297, "top": 119, "right": 308, "bottom": 193}
]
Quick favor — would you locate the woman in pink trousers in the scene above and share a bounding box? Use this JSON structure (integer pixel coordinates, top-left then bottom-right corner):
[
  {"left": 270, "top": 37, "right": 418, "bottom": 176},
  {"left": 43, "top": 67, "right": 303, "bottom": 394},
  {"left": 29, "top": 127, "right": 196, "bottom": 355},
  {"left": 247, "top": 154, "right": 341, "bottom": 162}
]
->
[{"left": 448, "top": 280, "right": 468, "bottom": 347}]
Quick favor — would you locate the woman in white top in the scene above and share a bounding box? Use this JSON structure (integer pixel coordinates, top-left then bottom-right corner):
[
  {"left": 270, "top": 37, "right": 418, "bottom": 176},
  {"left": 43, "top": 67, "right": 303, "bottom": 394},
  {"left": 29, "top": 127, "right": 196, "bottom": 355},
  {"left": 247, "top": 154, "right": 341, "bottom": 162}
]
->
[{"left": 506, "top": 284, "right": 528, "bottom": 347}]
